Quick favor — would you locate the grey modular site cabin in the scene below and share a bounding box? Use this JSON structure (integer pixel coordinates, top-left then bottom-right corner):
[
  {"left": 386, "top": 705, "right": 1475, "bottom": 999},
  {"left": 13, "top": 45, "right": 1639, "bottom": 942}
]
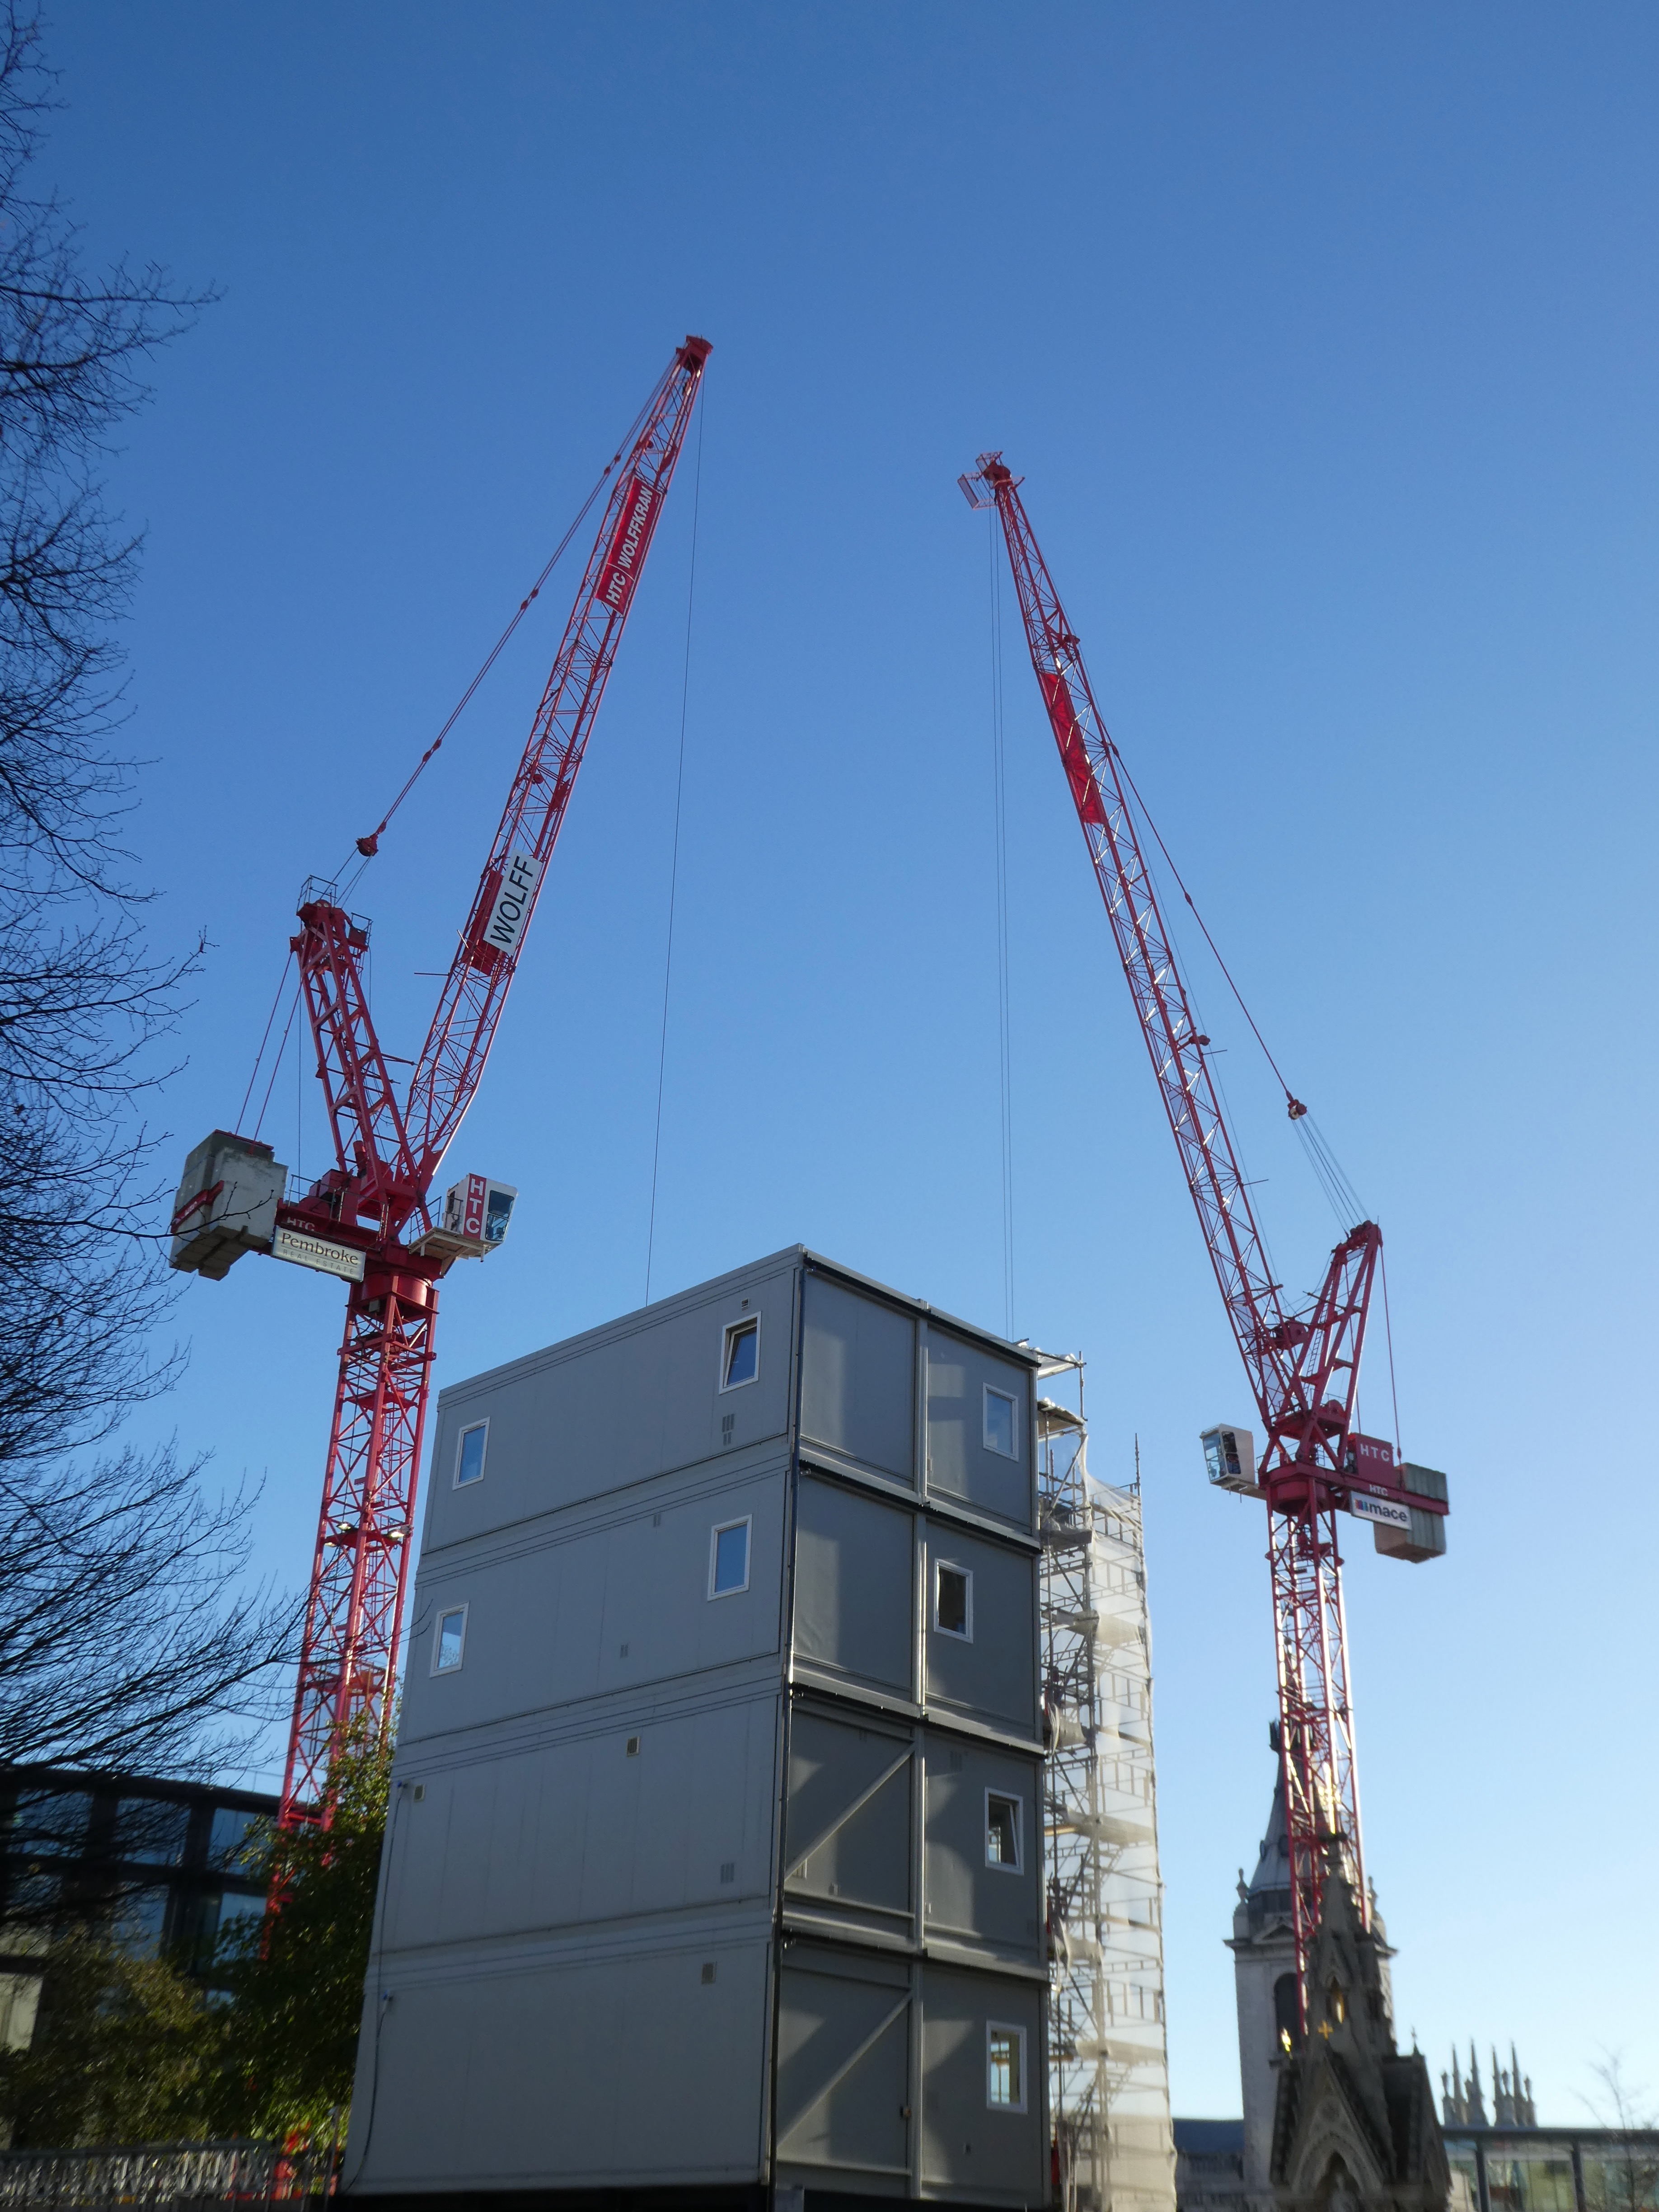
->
[{"left": 345, "top": 1247, "right": 1049, "bottom": 2212}]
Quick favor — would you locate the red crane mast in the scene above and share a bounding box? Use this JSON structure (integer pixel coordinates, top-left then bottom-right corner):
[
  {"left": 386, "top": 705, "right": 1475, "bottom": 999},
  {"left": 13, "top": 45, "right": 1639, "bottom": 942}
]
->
[
  {"left": 173, "top": 338, "right": 710, "bottom": 1828},
  {"left": 961, "top": 452, "right": 1444, "bottom": 2015}
]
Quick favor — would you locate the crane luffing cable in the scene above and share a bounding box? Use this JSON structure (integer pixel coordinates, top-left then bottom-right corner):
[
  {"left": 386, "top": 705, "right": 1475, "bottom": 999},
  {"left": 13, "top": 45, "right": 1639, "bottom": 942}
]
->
[
  {"left": 234, "top": 367, "right": 689, "bottom": 1147},
  {"left": 235, "top": 949, "right": 295, "bottom": 1135},
  {"left": 333, "top": 367, "right": 675, "bottom": 887},
  {"left": 645, "top": 398, "right": 707, "bottom": 1303},
  {"left": 975, "top": 476, "right": 1373, "bottom": 1241}
]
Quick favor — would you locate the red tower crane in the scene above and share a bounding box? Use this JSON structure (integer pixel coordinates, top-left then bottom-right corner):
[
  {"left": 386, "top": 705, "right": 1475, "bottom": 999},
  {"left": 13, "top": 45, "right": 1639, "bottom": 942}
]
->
[
  {"left": 170, "top": 337, "right": 711, "bottom": 1827},
  {"left": 960, "top": 452, "right": 1448, "bottom": 2016}
]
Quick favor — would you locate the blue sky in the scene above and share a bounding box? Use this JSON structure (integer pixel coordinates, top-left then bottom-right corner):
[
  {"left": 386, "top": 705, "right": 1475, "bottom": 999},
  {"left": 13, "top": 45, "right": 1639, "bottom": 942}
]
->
[{"left": 48, "top": 3, "right": 1657, "bottom": 2123}]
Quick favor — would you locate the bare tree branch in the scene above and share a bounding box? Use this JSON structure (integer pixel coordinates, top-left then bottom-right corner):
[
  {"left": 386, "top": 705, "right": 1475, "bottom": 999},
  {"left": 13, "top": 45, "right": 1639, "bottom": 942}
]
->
[{"left": 0, "top": 6, "right": 290, "bottom": 1791}]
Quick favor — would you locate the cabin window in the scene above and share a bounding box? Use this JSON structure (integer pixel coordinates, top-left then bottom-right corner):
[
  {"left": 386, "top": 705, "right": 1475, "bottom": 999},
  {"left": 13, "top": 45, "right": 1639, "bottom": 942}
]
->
[
  {"left": 986, "top": 1792, "right": 1022, "bottom": 1871},
  {"left": 935, "top": 1561, "right": 973, "bottom": 1640},
  {"left": 433, "top": 1605, "right": 468, "bottom": 1673},
  {"left": 455, "top": 1420, "right": 487, "bottom": 1486},
  {"left": 722, "top": 1317, "right": 760, "bottom": 1390},
  {"left": 983, "top": 1385, "right": 1017, "bottom": 1458},
  {"left": 987, "top": 2024, "right": 1025, "bottom": 2110},
  {"left": 709, "top": 1517, "right": 752, "bottom": 1598}
]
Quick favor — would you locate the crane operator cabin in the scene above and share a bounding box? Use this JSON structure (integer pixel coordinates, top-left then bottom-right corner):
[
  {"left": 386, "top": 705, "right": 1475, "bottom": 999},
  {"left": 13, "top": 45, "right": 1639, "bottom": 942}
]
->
[{"left": 345, "top": 1248, "right": 1053, "bottom": 2212}]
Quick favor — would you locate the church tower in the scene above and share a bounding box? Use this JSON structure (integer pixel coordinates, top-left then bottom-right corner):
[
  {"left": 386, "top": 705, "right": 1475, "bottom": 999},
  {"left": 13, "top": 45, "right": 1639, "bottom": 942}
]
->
[
  {"left": 1226, "top": 1738, "right": 1441, "bottom": 2212},
  {"left": 1266, "top": 1870, "right": 1448, "bottom": 2212},
  {"left": 1227, "top": 1753, "right": 1300, "bottom": 2198}
]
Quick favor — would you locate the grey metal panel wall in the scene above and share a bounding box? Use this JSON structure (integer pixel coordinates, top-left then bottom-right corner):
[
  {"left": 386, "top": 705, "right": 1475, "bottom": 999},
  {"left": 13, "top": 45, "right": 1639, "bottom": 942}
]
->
[
  {"left": 782, "top": 1706, "right": 913, "bottom": 1940},
  {"left": 919, "top": 1963, "right": 1046, "bottom": 2202},
  {"left": 924, "top": 1518, "right": 1039, "bottom": 1739},
  {"left": 352, "top": 1249, "right": 1052, "bottom": 2205},
  {"left": 775, "top": 1945, "right": 913, "bottom": 2187},
  {"left": 792, "top": 1473, "right": 915, "bottom": 1699},
  {"left": 779, "top": 1709, "right": 1042, "bottom": 1971},
  {"left": 347, "top": 1927, "right": 773, "bottom": 2191},
  {"left": 924, "top": 1329, "right": 1035, "bottom": 1531},
  {"left": 422, "top": 1254, "right": 797, "bottom": 1552},
  {"left": 381, "top": 1688, "right": 779, "bottom": 1951},
  {"left": 400, "top": 1462, "right": 787, "bottom": 1746},
  {"left": 774, "top": 1947, "right": 1047, "bottom": 2208},
  {"left": 923, "top": 1732, "right": 1044, "bottom": 1967},
  {"left": 801, "top": 1273, "right": 916, "bottom": 1483}
]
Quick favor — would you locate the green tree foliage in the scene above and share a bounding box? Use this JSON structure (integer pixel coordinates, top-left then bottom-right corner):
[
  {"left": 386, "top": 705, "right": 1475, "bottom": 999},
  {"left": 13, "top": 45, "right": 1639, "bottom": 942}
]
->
[
  {"left": 0, "top": 1929, "right": 213, "bottom": 2146},
  {"left": 209, "top": 1723, "right": 391, "bottom": 2142}
]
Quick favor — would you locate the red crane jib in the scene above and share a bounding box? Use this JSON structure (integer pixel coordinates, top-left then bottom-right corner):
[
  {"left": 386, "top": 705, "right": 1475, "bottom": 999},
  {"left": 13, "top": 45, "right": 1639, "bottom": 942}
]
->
[
  {"left": 276, "top": 337, "right": 710, "bottom": 1829},
  {"left": 969, "top": 450, "right": 1377, "bottom": 2025}
]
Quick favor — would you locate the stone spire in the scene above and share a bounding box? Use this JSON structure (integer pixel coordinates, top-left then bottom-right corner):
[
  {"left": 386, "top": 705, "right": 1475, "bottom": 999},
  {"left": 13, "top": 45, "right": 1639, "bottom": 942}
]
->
[
  {"left": 1464, "top": 2045, "right": 1487, "bottom": 2129},
  {"left": 1443, "top": 2050, "right": 1465, "bottom": 2127},
  {"left": 1267, "top": 1872, "right": 1449, "bottom": 2212},
  {"left": 1228, "top": 1746, "right": 1300, "bottom": 2197}
]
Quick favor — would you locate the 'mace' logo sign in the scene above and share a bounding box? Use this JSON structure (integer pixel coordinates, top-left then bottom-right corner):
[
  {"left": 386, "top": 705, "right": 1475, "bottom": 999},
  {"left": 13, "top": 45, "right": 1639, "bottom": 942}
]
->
[{"left": 596, "top": 475, "right": 662, "bottom": 614}]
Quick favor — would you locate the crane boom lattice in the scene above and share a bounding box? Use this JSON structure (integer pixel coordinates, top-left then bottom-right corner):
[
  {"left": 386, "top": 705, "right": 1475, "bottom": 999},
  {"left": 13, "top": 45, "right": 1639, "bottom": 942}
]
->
[
  {"left": 963, "top": 452, "right": 1396, "bottom": 2014},
  {"left": 239, "top": 338, "right": 712, "bottom": 1827}
]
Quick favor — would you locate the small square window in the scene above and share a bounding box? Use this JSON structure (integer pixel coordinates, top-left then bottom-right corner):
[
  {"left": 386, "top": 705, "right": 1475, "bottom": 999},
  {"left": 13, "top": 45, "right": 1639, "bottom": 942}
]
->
[
  {"left": 935, "top": 1561, "right": 972, "bottom": 1640},
  {"left": 455, "top": 1420, "right": 487, "bottom": 1486},
  {"left": 987, "top": 2024, "right": 1026, "bottom": 2110},
  {"left": 983, "top": 1386, "right": 1018, "bottom": 1459},
  {"left": 709, "top": 1517, "right": 751, "bottom": 1598},
  {"left": 721, "top": 1317, "right": 760, "bottom": 1391},
  {"left": 433, "top": 1605, "right": 468, "bottom": 1673},
  {"left": 986, "top": 1792, "right": 1022, "bottom": 1871}
]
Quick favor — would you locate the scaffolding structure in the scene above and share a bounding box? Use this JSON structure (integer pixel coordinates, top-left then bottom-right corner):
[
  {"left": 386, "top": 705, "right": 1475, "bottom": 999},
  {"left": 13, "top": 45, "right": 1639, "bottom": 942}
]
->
[{"left": 1038, "top": 1355, "right": 1176, "bottom": 2212}]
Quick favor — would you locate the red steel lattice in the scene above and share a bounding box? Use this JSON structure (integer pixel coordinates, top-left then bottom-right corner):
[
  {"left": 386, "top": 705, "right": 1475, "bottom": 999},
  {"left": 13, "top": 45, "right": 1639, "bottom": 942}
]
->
[
  {"left": 966, "top": 452, "right": 1378, "bottom": 2016},
  {"left": 275, "top": 337, "right": 710, "bottom": 1826}
]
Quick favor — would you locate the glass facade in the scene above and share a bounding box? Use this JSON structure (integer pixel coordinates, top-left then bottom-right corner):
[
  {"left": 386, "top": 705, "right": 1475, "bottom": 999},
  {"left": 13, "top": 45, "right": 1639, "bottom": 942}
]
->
[
  {"left": 1444, "top": 2132, "right": 1659, "bottom": 2212},
  {"left": 0, "top": 1767, "right": 276, "bottom": 2010},
  {"left": 1487, "top": 2153, "right": 1579, "bottom": 2212}
]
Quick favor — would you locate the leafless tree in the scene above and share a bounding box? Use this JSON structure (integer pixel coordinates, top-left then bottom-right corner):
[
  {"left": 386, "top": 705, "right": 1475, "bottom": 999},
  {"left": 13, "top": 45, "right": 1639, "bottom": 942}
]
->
[
  {"left": 0, "top": 4, "right": 297, "bottom": 1800},
  {"left": 1579, "top": 2054, "right": 1659, "bottom": 2212}
]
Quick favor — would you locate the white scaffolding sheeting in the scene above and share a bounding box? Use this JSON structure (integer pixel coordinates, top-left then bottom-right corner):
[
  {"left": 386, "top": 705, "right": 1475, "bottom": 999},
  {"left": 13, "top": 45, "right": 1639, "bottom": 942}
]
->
[{"left": 1038, "top": 1357, "right": 1176, "bottom": 2212}]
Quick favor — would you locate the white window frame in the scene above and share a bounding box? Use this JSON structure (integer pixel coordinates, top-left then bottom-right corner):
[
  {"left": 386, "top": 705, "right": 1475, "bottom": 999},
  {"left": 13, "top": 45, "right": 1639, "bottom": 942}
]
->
[
  {"left": 983, "top": 1383, "right": 1019, "bottom": 1460},
  {"left": 719, "top": 1314, "right": 761, "bottom": 1393},
  {"left": 933, "top": 1558, "right": 974, "bottom": 1642},
  {"left": 431, "top": 1603, "right": 469, "bottom": 1675},
  {"left": 986, "top": 2021, "right": 1027, "bottom": 2112},
  {"left": 708, "top": 1514, "right": 753, "bottom": 1600},
  {"left": 453, "top": 1417, "right": 489, "bottom": 1488},
  {"left": 984, "top": 1788, "right": 1023, "bottom": 1874}
]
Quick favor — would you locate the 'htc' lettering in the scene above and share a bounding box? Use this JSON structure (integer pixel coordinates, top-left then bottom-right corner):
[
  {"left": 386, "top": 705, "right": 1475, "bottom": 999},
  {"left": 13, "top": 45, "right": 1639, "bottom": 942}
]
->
[{"left": 596, "top": 477, "right": 662, "bottom": 614}]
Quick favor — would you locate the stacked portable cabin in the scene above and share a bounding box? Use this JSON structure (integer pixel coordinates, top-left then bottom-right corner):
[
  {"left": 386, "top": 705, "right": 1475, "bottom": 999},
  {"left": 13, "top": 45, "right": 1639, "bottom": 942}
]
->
[{"left": 346, "top": 1247, "right": 1050, "bottom": 2209}]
